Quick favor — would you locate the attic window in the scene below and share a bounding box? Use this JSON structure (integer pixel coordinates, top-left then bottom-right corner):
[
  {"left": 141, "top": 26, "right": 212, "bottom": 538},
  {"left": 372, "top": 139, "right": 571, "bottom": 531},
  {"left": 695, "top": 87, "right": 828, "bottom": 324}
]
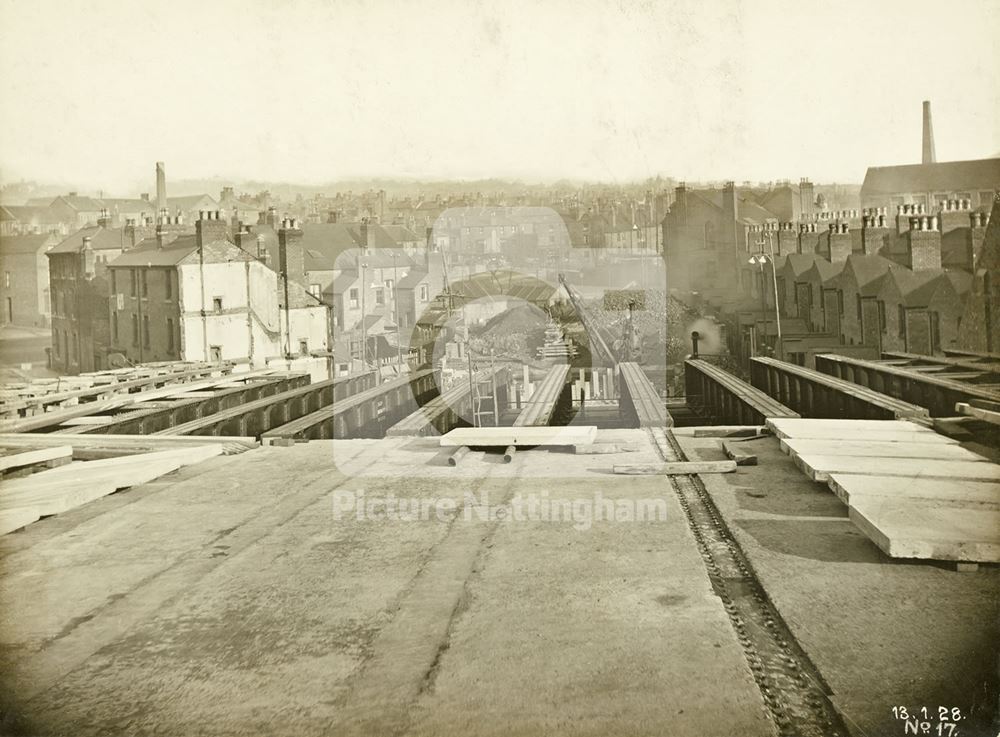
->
[{"left": 213, "top": 297, "right": 223, "bottom": 312}]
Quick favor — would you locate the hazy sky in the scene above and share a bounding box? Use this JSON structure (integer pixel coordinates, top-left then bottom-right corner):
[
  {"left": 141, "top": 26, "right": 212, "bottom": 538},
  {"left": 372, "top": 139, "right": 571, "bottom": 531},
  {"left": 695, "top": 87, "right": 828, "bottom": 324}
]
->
[{"left": 0, "top": 0, "right": 997, "bottom": 193}]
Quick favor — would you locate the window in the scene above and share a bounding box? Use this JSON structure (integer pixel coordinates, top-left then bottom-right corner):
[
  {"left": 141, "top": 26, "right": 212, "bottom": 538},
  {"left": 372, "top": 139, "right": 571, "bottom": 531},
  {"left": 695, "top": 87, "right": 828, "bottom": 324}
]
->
[
  {"left": 930, "top": 312, "right": 940, "bottom": 352},
  {"left": 131, "top": 313, "right": 138, "bottom": 345},
  {"left": 213, "top": 297, "right": 223, "bottom": 312},
  {"left": 299, "top": 339, "right": 309, "bottom": 356},
  {"left": 165, "top": 271, "right": 173, "bottom": 299},
  {"left": 384, "top": 279, "right": 393, "bottom": 291},
  {"left": 166, "top": 318, "right": 174, "bottom": 352},
  {"left": 837, "top": 290, "right": 844, "bottom": 315},
  {"left": 141, "top": 270, "right": 148, "bottom": 297},
  {"left": 898, "top": 305, "right": 906, "bottom": 340},
  {"left": 375, "top": 288, "right": 384, "bottom": 305},
  {"left": 142, "top": 315, "right": 150, "bottom": 348},
  {"left": 349, "top": 288, "right": 359, "bottom": 309},
  {"left": 308, "top": 283, "right": 321, "bottom": 298},
  {"left": 111, "top": 270, "right": 117, "bottom": 295},
  {"left": 210, "top": 345, "right": 222, "bottom": 363},
  {"left": 338, "top": 363, "right": 349, "bottom": 373},
  {"left": 112, "top": 312, "right": 119, "bottom": 342},
  {"left": 54, "top": 329, "right": 61, "bottom": 356},
  {"left": 419, "top": 284, "right": 429, "bottom": 302}
]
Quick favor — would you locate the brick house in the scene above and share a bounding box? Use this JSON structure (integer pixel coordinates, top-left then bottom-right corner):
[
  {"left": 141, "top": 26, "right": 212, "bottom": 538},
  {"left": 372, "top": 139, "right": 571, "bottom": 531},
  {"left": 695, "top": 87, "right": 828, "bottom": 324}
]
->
[{"left": 0, "top": 233, "right": 59, "bottom": 327}]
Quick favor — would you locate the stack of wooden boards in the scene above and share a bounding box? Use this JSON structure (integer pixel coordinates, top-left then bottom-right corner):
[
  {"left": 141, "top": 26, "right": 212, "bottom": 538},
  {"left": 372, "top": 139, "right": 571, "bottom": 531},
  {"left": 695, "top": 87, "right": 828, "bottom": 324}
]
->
[
  {"left": 0, "top": 433, "right": 257, "bottom": 536},
  {"left": 769, "top": 418, "right": 1000, "bottom": 564}
]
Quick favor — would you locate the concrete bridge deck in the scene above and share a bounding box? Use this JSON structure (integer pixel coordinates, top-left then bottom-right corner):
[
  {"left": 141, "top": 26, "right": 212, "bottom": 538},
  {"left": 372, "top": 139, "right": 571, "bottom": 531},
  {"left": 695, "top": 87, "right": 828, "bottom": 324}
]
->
[
  {"left": 1, "top": 432, "right": 995, "bottom": 736},
  {"left": 0, "top": 433, "right": 771, "bottom": 737}
]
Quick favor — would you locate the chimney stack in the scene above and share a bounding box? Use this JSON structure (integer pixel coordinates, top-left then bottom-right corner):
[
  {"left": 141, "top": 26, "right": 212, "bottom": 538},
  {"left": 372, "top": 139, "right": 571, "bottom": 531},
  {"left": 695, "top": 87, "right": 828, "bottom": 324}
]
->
[
  {"left": 80, "top": 236, "right": 96, "bottom": 280},
  {"left": 195, "top": 210, "right": 229, "bottom": 250},
  {"left": 921, "top": 101, "right": 936, "bottom": 165},
  {"left": 278, "top": 219, "right": 305, "bottom": 286},
  {"left": 156, "top": 161, "right": 167, "bottom": 214}
]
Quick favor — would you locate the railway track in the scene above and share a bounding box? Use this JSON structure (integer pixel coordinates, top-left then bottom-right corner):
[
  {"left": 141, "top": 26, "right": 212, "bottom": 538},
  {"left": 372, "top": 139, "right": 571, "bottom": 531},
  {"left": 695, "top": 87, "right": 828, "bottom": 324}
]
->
[{"left": 650, "top": 427, "right": 851, "bottom": 737}]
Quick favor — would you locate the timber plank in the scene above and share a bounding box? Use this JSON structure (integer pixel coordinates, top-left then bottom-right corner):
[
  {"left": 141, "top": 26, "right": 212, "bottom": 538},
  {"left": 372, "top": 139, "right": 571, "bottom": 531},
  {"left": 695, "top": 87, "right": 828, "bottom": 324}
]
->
[
  {"left": 0, "top": 446, "right": 73, "bottom": 472},
  {"left": 0, "top": 506, "right": 41, "bottom": 536},
  {"left": 613, "top": 461, "right": 737, "bottom": 475}
]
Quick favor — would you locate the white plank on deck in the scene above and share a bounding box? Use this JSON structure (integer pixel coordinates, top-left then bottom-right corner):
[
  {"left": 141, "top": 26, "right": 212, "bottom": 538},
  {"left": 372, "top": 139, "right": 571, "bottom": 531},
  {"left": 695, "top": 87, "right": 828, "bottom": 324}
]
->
[
  {"left": 848, "top": 496, "right": 1000, "bottom": 562},
  {"left": 780, "top": 439, "right": 986, "bottom": 462},
  {"left": 440, "top": 426, "right": 597, "bottom": 447},
  {"left": 793, "top": 454, "right": 1000, "bottom": 483},
  {"left": 827, "top": 474, "right": 1000, "bottom": 509},
  {"left": 0, "top": 445, "right": 72, "bottom": 472}
]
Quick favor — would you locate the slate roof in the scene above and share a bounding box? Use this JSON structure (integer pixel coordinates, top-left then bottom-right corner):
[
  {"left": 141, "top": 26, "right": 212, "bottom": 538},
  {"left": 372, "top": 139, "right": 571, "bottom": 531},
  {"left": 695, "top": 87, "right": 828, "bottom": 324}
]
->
[
  {"left": 0, "top": 233, "right": 55, "bottom": 254},
  {"left": 53, "top": 195, "right": 105, "bottom": 211},
  {"left": 167, "top": 195, "right": 218, "bottom": 211},
  {"left": 397, "top": 269, "right": 429, "bottom": 289},
  {"left": 861, "top": 158, "right": 1000, "bottom": 196},
  {"left": 48, "top": 226, "right": 131, "bottom": 254},
  {"left": 687, "top": 189, "right": 779, "bottom": 225},
  {"left": 844, "top": 254, "right": 893, "bottom": 287}
]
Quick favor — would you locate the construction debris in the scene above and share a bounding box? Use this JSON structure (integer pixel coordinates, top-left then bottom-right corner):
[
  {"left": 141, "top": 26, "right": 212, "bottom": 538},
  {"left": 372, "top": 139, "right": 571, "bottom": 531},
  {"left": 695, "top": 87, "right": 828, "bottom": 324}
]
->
[
  {"left": 721, "top": 441, "right": 757, "bottom": 466},
  {"left": 448, "top": 446, "right": 471, "bottom": 467}
]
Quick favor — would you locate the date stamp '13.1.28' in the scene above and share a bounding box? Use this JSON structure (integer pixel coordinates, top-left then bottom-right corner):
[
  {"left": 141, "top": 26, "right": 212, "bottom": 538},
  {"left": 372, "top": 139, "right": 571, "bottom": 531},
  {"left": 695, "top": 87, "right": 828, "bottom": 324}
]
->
[{"left": 890, "top": 706, "right": 970, "bottom": 736}]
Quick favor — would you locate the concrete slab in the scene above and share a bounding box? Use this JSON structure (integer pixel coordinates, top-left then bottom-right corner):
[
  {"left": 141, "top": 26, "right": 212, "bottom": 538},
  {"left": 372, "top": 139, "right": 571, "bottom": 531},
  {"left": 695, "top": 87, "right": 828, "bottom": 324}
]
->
[
  {"left": 766, "top": 418, "right": 948, "bottom": 443},
  {"left": 793, "top": 454, "right": 1000, "bottom": 483},
  {"left": 848, "top": 496, "right": 1000, "bottom": 562},
  {"left": 827, "top": 474, "right": 1000, "bottom": 509},
  {"left": 780, "top": 438, "right": 987, "bottom": 462},
  {"left": 439, "top": 425, "right": 597, "bottom": 447},
  {"left": 671, "top": 432, "right": 1000, "bottom": 737}
]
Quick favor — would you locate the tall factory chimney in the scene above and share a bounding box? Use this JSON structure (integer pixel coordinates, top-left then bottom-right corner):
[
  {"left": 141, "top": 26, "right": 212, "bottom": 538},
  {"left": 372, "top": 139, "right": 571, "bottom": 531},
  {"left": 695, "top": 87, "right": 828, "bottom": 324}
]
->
[
  {"left": 921, "top": 101, "right": 936, "bottom": 165},
  {"left": 156, "top": 161, "right": 167, "bottom": 213}
]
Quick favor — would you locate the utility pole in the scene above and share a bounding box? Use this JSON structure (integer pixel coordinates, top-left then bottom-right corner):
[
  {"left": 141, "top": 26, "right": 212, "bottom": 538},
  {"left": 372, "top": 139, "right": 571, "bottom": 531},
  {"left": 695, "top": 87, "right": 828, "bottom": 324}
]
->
[{"left": 392, "top": 251, "right": 402, "bottom": 372}]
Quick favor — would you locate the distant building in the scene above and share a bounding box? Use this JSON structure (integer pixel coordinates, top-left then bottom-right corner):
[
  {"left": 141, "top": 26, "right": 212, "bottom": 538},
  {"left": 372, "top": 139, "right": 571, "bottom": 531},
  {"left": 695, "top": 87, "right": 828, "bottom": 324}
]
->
[
  {"left": 958, "top": 193, "right": 1000, "bottom": 353},
  {"left": 0, "top": 232, "right": 60, "bottom": 327},
  {"left": 860, "top": 158, "right": 1000, "bottom": 212},
  {"left": 106, "top": 215, "right": 329, "bottom": 365},
  {"left": 47, "top": 223, "right": 132, "bottom": 373}
]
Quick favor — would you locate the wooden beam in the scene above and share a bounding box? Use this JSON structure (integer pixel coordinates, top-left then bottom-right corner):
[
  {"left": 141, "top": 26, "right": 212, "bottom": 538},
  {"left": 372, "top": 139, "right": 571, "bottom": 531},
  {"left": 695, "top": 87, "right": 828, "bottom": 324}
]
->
[
  {"left": 613, "top": 461, "right": 736, "bottom": 475},
  {"left": 956, "top": 402, "right": 1000, "bottom": 426}
]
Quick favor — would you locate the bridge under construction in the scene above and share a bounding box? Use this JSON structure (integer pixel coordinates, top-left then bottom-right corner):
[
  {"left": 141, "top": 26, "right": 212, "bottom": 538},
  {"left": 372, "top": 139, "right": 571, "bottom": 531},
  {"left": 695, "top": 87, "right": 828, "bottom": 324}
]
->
[{"left": 1, "top": 296, "right": 998, "bottom": 736}]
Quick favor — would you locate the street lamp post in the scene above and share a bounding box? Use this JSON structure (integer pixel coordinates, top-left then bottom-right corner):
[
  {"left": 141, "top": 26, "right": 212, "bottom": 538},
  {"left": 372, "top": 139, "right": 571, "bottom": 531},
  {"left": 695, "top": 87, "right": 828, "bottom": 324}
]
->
[
  {"left": 359, "top": 260, "right": 368, "bottom": 374},
  {"left": 749, "top": 229, "right": 782, "bottom": 358},
  {"left": 392, "top": 251, "right": 403, "bottom": 372}
]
